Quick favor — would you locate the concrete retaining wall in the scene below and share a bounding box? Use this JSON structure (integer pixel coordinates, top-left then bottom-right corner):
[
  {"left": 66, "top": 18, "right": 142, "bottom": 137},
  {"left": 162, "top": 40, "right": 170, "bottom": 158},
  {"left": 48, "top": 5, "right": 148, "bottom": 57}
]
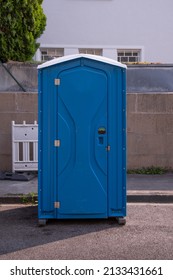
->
[
  {"left": 0, "top": 91, "right": 173, "bottom": 171},
  {"left": 127, "top": 65, "right": 173, "bottom": 93},
  {"left": 0, "top": 62, "right": 38, "bottom": 92},
  {"left": 1, "top": 62, "right": 173, "bottom": 93}
]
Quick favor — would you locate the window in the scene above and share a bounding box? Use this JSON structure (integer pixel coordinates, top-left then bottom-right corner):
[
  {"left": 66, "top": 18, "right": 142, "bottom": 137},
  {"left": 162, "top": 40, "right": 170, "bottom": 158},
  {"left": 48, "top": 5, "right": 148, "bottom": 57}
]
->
[
  {"left": 117, "top": 49, "right": 141, "bottom": 63},
  {"left": 40, "top": 48, "right": 64, "bottom": 61},
  {"left": 79, "top": 48, "right": 102, "bottom": 56}
]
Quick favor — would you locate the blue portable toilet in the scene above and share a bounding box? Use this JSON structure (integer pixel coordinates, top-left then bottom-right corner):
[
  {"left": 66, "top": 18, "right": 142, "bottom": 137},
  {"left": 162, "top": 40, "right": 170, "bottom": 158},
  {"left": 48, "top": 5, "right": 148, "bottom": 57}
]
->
[{"left": 37, "top": 54, "right": 127, "bottom": 225}]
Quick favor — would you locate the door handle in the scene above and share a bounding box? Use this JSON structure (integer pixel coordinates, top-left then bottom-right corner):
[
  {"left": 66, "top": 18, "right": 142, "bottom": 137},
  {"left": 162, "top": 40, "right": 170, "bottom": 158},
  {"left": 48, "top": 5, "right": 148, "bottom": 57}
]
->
[
  {"left": 98, "top": 127, "right": 106, "bottom": 146},
  {"left": 99, "top": 136, "right": 104, "bottom": 145}
]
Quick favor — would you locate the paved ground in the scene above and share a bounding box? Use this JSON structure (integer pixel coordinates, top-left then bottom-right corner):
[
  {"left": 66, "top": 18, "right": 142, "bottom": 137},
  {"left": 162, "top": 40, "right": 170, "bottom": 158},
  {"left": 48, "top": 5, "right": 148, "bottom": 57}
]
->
[
  {"left": 0, "top": 173, "right": 173, "bottom": 203},
  {"left": 0, "top": 203, "right": 172, "bottom": 260},
  {"left": 0, "top": 175, "right": 172, "bottom": 260}
]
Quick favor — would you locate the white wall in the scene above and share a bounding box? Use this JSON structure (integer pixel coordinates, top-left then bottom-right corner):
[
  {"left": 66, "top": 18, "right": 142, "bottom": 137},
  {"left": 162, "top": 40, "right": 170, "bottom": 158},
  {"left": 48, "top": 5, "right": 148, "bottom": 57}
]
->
[{"left": 38, "top": 0, "right": 173, "bottom": 63}]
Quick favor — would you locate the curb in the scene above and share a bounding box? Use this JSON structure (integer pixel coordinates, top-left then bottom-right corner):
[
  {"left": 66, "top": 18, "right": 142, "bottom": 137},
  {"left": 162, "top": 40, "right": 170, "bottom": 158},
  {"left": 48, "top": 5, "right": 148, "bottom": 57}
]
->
[
  {"left": 0, "top": 192, "right": 173, "bottom": 204},
  {"left": 127, "top": 191, "right": 173, "bottom": 203},
  {"left": 0, "top": 195, "right": 37, "bottom": 204},
  {"left": 127, "top": 194, "right": 173, "bottom": 203}
]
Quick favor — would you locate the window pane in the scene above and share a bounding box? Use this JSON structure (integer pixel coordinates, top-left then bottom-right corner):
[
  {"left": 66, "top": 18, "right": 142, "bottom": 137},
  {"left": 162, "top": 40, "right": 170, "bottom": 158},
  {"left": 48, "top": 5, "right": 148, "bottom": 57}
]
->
[
  {"left": 40, "top": 48, "right": 64, "bottom": 61},
  {"left": 125, "top": 52, "right": 132, "bottom": 56},
  {"left": 121, "top": 57, "right": 128, "bottom": 62},
  {"left": 79, "top": 48, "right": 102, "bottom": 56},
  {"left": 129, "top": 57, "right": 136, "bottom": 62}
]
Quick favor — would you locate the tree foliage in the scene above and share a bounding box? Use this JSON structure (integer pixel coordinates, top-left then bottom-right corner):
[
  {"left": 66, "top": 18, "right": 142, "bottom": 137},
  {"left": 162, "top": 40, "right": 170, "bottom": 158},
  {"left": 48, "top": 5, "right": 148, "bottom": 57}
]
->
[{"left": 0, "top": 0, "right": 46, "bottom": 62}]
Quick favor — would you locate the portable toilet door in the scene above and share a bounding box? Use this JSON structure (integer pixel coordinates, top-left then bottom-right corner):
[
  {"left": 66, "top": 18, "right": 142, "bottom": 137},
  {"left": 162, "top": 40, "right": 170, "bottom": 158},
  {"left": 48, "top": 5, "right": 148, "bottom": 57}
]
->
[{"left": 38, "top": 54, "right": 127, "bottom": 225}]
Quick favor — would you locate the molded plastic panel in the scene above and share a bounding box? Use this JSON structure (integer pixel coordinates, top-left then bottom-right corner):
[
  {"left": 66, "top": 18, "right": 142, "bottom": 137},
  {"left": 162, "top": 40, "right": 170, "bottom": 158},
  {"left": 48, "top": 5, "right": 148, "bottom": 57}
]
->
[
  {"left": 57, "top": 66, "right": 107, "bottom": 217},
  {"left": 38, "top": 55, "right": 126, "bottom": 220}
]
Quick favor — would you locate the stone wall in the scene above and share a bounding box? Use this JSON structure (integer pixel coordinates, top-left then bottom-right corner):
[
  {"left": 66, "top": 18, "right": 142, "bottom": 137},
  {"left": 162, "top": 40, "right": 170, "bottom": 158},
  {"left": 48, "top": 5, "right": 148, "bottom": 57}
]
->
[
  {"left": 127, "top": 93, "right": 173, "bottom": 169},
  {"left": 0, "top": 92, "right": 37, "bottom": 171},
  {"left": 0, "top": 91, "right": 173, "bottom": 171}
]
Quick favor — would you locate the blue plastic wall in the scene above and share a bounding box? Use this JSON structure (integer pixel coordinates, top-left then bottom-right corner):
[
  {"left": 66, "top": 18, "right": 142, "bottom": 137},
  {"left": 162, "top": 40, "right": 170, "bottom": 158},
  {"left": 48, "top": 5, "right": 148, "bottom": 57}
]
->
[{"left": 38, "top": 56, "right": 126, "bottom": 220}]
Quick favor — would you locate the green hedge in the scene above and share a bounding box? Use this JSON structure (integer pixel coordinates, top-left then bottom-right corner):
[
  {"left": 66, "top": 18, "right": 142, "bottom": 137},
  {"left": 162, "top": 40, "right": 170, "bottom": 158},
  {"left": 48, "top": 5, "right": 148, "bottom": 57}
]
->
[{"left": 0, "top": 0, "right": 46, "bottom": 62}]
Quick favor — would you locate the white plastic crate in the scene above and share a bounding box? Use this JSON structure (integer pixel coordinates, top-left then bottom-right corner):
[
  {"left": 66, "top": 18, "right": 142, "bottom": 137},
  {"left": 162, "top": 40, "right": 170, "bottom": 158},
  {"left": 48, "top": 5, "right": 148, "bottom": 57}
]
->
[{"left": 12, "top": 121, "right": 38, "bottom": 172}]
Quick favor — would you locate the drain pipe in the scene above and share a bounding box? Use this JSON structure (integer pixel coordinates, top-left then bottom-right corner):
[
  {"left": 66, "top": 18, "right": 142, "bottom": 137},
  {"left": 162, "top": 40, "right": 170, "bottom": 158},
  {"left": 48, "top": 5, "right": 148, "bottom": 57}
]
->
[{"left": 0, "top": 61, "right": 26, "bottom": 92}]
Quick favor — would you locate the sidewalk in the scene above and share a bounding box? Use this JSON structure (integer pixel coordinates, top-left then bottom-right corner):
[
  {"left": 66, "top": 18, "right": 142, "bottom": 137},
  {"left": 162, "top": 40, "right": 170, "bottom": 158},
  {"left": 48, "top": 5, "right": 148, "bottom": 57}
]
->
[
  {"left": 127, "top": 173, "right": 173, "bottom": 203},
  {"left": 0, "top": 174, "right": 173, "bottom": 204}
]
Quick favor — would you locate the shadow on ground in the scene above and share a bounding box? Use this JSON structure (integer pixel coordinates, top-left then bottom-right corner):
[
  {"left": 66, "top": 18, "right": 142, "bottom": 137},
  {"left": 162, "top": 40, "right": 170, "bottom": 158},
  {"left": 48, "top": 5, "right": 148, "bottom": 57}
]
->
[{"left": 0, "top": 205, "right": 120, "bottom": 256}]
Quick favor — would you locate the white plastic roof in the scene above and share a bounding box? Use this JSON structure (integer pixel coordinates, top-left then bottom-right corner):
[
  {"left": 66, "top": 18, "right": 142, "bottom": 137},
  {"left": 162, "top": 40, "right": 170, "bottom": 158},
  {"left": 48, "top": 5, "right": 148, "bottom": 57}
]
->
[{"left": 37, "top": 54, "right": 127, "bottom": 69}]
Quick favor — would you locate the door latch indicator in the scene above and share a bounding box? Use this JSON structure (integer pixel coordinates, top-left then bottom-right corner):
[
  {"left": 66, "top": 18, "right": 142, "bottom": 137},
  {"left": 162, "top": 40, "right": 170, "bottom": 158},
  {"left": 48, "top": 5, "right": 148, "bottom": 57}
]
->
[{"left": 98, "top": 127, "right": 106, "bottom": 134}]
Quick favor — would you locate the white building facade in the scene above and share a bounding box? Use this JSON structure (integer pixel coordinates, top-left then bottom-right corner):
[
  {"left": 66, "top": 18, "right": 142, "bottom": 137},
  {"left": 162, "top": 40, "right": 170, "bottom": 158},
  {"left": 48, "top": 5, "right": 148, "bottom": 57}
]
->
[{"left": 36, "top": 0, "right": 173, "bottom": 63}]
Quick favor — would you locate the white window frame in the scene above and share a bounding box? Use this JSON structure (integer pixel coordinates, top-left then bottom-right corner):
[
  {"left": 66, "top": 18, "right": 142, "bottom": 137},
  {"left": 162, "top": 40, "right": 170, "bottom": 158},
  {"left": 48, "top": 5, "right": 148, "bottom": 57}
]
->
[
  {"left": 40, "top": 48, "right": 64, "bottom": 61},
  {"left": 79, "top": 48, "right": 103, "bottom": 56},
  {"left": 117, "top": 49, "right": 141, "bottom": 63}
]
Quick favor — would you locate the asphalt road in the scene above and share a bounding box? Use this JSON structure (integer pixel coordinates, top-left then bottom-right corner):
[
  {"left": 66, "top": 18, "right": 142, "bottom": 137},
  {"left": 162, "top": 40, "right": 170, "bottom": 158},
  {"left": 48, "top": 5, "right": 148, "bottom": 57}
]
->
[{"left": 0, "top": 203, "right": 173, "bottom": 260}]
